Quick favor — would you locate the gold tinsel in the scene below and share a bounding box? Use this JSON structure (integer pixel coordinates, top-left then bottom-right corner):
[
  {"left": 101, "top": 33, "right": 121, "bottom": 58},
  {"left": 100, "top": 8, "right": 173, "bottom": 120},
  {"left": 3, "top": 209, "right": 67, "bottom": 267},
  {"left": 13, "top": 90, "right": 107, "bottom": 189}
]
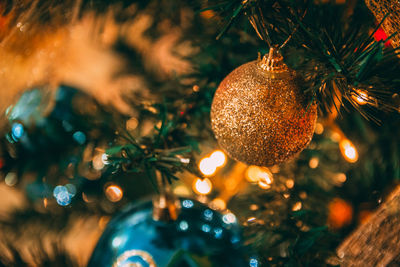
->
[
  {"left": 210, "top": 48, "right": 317, "bottom": 167},
  {"left": 365, "top": 0, "right": 400, "bottom": 51}
]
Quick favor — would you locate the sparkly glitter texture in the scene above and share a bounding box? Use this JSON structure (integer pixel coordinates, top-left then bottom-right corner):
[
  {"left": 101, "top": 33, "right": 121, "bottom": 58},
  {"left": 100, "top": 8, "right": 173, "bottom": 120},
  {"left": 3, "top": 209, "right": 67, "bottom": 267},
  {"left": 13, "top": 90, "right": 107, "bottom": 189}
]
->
[{"left": 210, "top": 55, "right": 317, "bottom": 167}]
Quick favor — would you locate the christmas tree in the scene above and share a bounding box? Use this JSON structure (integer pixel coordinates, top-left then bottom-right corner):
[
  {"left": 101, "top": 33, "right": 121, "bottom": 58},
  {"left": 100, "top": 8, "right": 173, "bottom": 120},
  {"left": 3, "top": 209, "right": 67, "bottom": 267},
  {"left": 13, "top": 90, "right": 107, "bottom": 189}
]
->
[{"left": 0, "top": 0, "right": 400, "bottom": 266}]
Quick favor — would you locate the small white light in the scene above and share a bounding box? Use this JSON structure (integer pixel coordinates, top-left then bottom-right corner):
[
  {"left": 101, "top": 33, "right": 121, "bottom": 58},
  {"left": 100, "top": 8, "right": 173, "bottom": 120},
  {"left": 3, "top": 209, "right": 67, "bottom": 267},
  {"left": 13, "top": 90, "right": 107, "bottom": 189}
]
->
[{"left": 179, "top": 221, "right": 189, "bottom": 231}]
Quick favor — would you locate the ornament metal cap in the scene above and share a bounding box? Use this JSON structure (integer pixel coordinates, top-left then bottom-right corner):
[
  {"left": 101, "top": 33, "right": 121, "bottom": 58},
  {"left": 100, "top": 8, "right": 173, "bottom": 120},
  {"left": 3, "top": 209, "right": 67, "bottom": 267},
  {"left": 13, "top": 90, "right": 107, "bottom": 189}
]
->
[
  {"left": 152, "top": 171, "right": 181, "bottom": 222},
  {"left": 259, "top": 46, "right": 289, "bottom": 73}
]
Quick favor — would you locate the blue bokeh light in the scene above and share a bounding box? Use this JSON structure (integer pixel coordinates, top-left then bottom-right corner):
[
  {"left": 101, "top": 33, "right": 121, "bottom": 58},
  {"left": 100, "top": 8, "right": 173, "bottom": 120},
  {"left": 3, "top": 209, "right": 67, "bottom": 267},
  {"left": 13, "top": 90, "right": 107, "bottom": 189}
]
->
[
  {"left": 249, "top": 258, "right": 259, "bottom": 267},
  {"left": 73, "top": 131, "right": 86, "bottom": 145},
  {"left": 11, "top": 123, "right": 24, "bottom": 140},
  {"left": 179, "top": 220, "right": 189, "bottom": 231},
  {"left": 182, "top": 199, "right": 194, "bottom": 209},
  {"left": 53, "top": 185, "right": 75, "bottom": 206},
  {"left": 203, "top": 209, "right": 213, "bottom": 221}
]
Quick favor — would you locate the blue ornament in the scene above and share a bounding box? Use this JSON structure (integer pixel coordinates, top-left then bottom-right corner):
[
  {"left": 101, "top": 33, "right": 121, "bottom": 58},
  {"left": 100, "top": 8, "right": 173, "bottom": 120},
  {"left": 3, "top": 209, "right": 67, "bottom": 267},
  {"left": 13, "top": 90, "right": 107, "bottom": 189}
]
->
[{"left": 88, "top": 198, "right": 248, "bottom": 267}]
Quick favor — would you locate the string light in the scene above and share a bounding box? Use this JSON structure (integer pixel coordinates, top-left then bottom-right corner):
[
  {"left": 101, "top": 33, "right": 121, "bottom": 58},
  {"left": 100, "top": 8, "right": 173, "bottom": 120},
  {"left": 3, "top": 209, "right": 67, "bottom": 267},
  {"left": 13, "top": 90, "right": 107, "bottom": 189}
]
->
[
  {"left": 92, "top": 153, "right": 105, "bottom": 170},
  {"left": 330, "top": 131, "right": 341, "bottom": 142},
  {"left": 199, "top": 157, "right": 217, "bottom": 176},
  {"left": 258, "top": 180, "right": 271, "bottom": 189},
  {"left": 339, "top": 139, "right": 358, "bottom": 163},
  {"left": 198, "top": 150, "right": 227, "bottom": 176},
  {"left": 193, "top": 178, "right": 212, "bottom": 195},
  {"left": 309, "top": 157, "right": 319, "bottom": 168},
  {"left": 209, "top": 150, "right": 227, "bottom": 167},
  {"left": 285, "top": 179, "right": 295, "bottom": 189},
  {"left": 292, "top": 202, "right": 302, "bottom": 211},
  {"left": 246, "top": 166, "right": 273, "bottom": 185},
  {"left": 314, "top": 122, "right": 324, "bottom": 134},
  {"left": 334, "top": 173, "right": 347, "bottom": 184},
  {"left": 352, "top": 90, "right": 369, "bottom": 105},
  {"left": 210, "top": 198, "right": 226, "bottom": 210},
  {"left": 105, "top": 185, "right": 123, "bottom": 202}
]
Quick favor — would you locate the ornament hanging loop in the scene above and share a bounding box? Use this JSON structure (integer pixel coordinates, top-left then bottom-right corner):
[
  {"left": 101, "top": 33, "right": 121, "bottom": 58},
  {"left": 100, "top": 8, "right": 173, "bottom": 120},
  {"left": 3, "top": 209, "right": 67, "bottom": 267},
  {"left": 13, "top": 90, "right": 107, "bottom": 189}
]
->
[{"left": 152, "top": 170, "right": 181, "bottom": 222}]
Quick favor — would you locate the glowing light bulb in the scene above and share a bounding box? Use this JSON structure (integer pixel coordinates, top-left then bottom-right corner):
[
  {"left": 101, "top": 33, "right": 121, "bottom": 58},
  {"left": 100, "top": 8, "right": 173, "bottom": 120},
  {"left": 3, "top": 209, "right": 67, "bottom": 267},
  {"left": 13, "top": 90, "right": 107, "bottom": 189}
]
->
[
  {"left": 199, "top": 157, "right": 217, "bottom": 176},
  {"left": 339, "top": 139, "right": 358, "bottom": 163},
  {"left": 126, "top": 117, "right": 139, "bottom": 130},
  {"left": 292, "top": 202, "right": 302, "bottom": 211},
  {"left": 352, "top": 90, "right": 369, "bottom": 105},
  {"left": 286, "top": 179, "right": 295, "bottom": 189},
  {"left": 210, "top": 198, "right": 226, "bottom": 210},
  {"left": 258, "top": 180, "right": 271, "bottom": 189},
  {"left": 105, "top": 185, "right": 123, "bottom": 202},
  {"left": 193, "top": 178, "right": 212, "bottom": 195},
  {"left": 309, "top": 157, "right": 319, "bottom": 168},
  {"left": 335, "top": 173, "right": 347, "bottom": 183},
  {"left": 92, "top": 153, "right": 105, "bottom": 170},
  {"left": 210, "top": 150, "right": 227, "bottom": 167},
  {"left": 246, "top": 166, "right": 273, "bottom": 184},
  {"left": 314, "top": 122, "right": 324, "bottom": 134}
]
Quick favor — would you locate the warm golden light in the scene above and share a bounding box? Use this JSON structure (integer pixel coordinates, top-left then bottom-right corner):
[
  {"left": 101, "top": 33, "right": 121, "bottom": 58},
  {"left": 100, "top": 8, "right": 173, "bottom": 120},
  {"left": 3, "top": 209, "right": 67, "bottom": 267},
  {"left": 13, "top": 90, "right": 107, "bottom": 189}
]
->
[
  {"left": 340, "top": 139, "right": 358, "bottom": 163},
  {"left": 126, "top": 117, "right": 139, "bottom": 130},
  {"left": 210, "top": 150, "right": 227, "bottom": 167},
  {"left": 314, "top": 122, "right": 324, "bottom": 134},
  {"left": 352, "top": 90, "right": 369, "bottom": 105},
  {"left": 328, "top": 198, "right": 353, "bottom": 229},
  {"left": 258, "top": 180, "right": 271, "bottom": 189},
  {"left": 92, "top": 153, "right": 105, "bottom": 170},
  {"left": 193, "top": 178, "right": 212, "bottom": 195},
  {"left": 173, "top": 185, "right": 191, "bottom": 196},
  {"left": 105, "top": 185, "right": 123, "bottom": 202},
  {"left": 335, "top": 173, "right": 347, "bottom": 183},
  {"left": 286, "top": 179, "right": 295, "bottom": 189},
  {"left": 246, "top": 166, "right": 273, "bottom": 184},
  {"left": 245, "top": 166, "right": 261, "bottom": 183},
  {"left": 199, "top": 157, "right": 217, "bottom": 176},
  {"left": 330, "top": 132, "right": 341, "bottom": 142},
  {"left": 309, "top": 157, "right": 319, "bottom": 168},
  {"left": 292, "top": 202, "right": 302, "bottom": 211},
  {"left": 210, "top": 198, "right": 226, "bottom": 210}
]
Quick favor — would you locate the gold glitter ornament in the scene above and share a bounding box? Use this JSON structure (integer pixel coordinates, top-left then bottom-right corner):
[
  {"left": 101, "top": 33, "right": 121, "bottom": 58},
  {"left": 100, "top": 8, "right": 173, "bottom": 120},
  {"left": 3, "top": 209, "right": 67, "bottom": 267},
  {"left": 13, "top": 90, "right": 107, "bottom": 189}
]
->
[
  {"left": 365, "top": 0, "right": 400, "bottom": 52},
  {"left": 210, "top": 48, "right": 317, "bottom": 167}
]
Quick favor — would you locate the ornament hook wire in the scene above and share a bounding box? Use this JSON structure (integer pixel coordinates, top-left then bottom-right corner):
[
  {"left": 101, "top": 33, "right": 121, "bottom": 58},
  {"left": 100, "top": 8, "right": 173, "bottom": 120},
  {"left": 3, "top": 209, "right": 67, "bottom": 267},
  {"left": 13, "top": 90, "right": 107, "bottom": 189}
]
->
[{"left": 247, "top": 2, "right": 307, "bottom": 51}]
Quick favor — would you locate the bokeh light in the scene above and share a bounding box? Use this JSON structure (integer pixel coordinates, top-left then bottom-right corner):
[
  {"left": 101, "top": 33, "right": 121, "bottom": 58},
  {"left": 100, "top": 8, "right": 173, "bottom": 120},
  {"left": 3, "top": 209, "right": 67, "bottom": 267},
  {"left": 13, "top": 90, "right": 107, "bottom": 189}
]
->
[
  {"left": 352, "top": 90, "right": 369, "bottom": 105},
  {"left": 199, "top": 157, "right": 217, "bottom": 176},
  {"left": 173, "top": 184, "right": 191, "bottom": 196},
  {"left": 246, "top": 166, "right": 273, "bottom": 185},
  {"left": 105, "top": 185, "right": 123, "bottom": 202},
  {"left": 5, "top": 172, "right": 17, "bottom": 186},
  {"left": 339, "top": 139, "right": 358, "bottom": 163},
  {"left": 53, "top": 185, "right": 72, "bottom": 206},
  {"left": 193, "top": 177, "right": 212, "bottom": 195},
  {"left": 314, "top": 122, "right": 324, "bottom": 134},
  {"left": 209, "top": 150, "right": 227, "bottom": 167},
  {"left": 210, "top": 198, "right": 226, "bottom": 210},
  {"left": 292, "top": 202, "right": 302, "bottom": 211},
  {"left": 126, "top": 117, "right": 139, "bottom": 130},
  {"left": 328, "top": 198, "right": 353, "bottom": 229},
  {"left": 285, "top": 179, "right": 295, "bottom": 189},
  {"left": 309, "top": 157, "right": 319, "bottom": 168}
]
